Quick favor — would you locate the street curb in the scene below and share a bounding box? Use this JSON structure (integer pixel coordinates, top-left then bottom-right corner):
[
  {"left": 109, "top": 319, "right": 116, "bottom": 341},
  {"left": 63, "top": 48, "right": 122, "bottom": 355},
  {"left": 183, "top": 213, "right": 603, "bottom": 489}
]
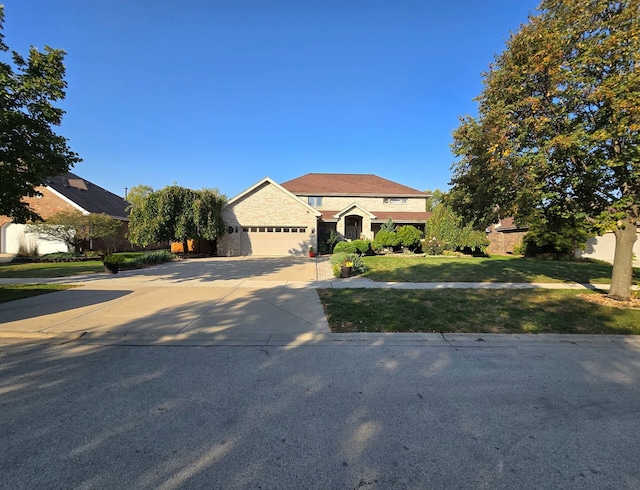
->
[{"left": 2, "top": 331, "right": 639, "bottom": 347}]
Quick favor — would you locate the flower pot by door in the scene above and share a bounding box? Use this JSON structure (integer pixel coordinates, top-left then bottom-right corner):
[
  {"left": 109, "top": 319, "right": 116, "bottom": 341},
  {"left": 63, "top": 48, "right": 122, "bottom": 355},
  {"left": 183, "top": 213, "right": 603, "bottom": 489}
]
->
[{"left": 340, "top": 266, "right": 352, "bottom": 278}]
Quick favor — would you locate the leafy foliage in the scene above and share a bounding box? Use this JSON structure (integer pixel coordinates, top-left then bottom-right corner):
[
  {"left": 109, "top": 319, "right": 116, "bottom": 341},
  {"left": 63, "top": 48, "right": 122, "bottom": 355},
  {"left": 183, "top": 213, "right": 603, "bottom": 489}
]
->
[
  {"left": 380, "top": 218, "right": 397, "bottom": 233},
  {"left": 449, "top": 0, "right": 639, "bottom": 297},
  {"left": 330, "top": 252, "right": 367, "bottom": 277},
  {"left": 0, "top": 7, "right": 81, "bottom": 222},
  {"left": 128, "top": 185, "right": 227, "bottom": 247},
  {"left": 424, "top": 203, "right": 488, "bottom": 253},
  {"left": 27, "top": 211, "right": 123, "bottom": 253},
  {"left": 333, "top": 239, "right": 373, "bottom": 255},
  {"left": 424, "top": 189, "right": 446, "bottom": 212},
  {"left": 373, "top": 230, "right": 398, "bottom": 248},
  {"left": 396, "top": 225, "right": 422, "bottom": 251},
  {"left": 125, "top": 184, "right": 153, "bottom": 211}
]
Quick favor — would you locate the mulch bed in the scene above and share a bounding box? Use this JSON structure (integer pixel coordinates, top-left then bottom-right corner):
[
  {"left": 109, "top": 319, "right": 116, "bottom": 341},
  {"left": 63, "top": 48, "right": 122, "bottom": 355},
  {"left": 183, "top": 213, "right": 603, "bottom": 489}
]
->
[{"left": 578, "top": 293, "right": 640, "bottom": 310}]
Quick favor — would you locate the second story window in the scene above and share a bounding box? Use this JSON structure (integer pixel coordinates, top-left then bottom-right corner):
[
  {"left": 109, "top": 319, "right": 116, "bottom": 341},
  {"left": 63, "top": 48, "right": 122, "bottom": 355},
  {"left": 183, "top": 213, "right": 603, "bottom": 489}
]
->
[
  {"left": 308, "top": 196, "right": 323, "bottom": 208},
  {"left": 383, "top": 198, "right": 408, "bottom": 204}
]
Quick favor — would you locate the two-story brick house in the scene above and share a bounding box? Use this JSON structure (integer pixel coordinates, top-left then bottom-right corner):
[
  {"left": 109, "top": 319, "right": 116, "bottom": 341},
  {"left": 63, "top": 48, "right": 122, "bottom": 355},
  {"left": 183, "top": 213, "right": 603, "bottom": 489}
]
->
[{"left": 217, "top": 173, "right": 430, "bottom": 256}]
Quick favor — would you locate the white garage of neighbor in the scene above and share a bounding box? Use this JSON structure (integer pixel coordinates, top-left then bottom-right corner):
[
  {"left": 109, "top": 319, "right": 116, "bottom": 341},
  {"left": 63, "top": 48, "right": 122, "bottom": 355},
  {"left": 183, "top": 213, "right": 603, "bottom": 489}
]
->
[{"left": 0, "top": 223, "right": 69, "bottom": 255}]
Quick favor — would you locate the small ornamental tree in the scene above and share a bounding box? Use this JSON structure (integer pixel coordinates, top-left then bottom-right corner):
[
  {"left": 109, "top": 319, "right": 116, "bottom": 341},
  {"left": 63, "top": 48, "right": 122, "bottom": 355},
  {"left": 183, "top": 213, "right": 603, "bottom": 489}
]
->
[
  {"left": 27, "top": 211, "right": 122, "bottom": 253},
  {"left": 424, "top": 203, "right": 488, "bottom": 253}
]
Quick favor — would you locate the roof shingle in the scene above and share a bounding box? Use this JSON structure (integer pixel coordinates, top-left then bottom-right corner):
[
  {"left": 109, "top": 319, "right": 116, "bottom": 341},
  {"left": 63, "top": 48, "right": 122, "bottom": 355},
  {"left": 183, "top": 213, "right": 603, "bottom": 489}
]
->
[
  {"left": 281, "top": 173, "right": 426, "bottom": 196},
  {"left": 45, "top": 172, "right": 130, "bottom": 219}
]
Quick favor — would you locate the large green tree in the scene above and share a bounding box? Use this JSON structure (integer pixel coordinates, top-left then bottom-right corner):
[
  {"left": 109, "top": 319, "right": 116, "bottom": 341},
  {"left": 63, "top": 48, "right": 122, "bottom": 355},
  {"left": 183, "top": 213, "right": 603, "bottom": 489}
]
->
[
  {"left": 450, "top": 0, "right": 639, "bottom": 299},
  {"left": 128, "top": 185, "right": 227, "bottom": 251},
  {"left": 0, "top": 6, "right": 81, "bottom": 222},
  {"left": 125, "top": 184, "right": 154, "bottom": 210}
]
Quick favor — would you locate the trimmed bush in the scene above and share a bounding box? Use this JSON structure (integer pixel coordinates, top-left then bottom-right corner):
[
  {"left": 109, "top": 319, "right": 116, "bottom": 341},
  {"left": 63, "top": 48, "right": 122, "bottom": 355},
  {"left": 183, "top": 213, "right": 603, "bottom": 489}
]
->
[
  {"left": 373, "top": 230, "right": 398, "bottom": 248},
  {"left": 127, "top": 250, "right": 177, "bottom": 268},
  {"left": 333, "top": 241, "right": 357, "bottom": 254},
  {"left": 396, "top": 225, "right": 422, "bottom": 251},
  {"left": 333, "top": 240, "right": 373, "bottom": 255}
]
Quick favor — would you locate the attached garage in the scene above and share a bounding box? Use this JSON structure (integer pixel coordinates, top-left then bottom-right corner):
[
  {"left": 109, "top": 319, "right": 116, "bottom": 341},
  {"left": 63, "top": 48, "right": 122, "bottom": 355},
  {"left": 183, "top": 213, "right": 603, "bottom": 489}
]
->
[
  {"left": 217, "top": 178, "right": 321, "bottom": 257},
  {"left": 240, "top": 226, "right": 309, "bottom": 256}
]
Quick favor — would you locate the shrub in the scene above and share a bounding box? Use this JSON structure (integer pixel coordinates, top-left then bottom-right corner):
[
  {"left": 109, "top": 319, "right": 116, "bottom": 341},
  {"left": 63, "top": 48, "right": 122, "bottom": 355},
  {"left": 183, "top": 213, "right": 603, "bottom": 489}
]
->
[
  {"left": 424, "top": 237, "right": 443, "bottom": 255},
  {"left": 333, "top": 240, "right": 373, "bottom": 255},
  {"left": 373, "top": 230, "right": 398, "bottom": 248},
  {"left": 16, "top": 236, "right": 39, "bottom": 257},
  {"left": 103, "top": 254, "right": 125, "bottom": 265},
  {"left": 396, "top": 225, "right": 422, "bottom": 251},
  {"left": 330, "top": 252, "right": 367, "bottom": 277},
  {"left": 333, "top": 241, "right": 357, "bottom": 254},
  {"left": 127, "top": 250, "right": 177, "bottom": 268}
]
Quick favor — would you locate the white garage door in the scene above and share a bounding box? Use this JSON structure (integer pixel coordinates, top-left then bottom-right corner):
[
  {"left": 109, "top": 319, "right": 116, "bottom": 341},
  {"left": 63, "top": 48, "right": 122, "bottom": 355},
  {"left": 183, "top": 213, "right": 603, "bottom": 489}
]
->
[{"left": 241, "top": 226, "right": 309, "bottom": 256}]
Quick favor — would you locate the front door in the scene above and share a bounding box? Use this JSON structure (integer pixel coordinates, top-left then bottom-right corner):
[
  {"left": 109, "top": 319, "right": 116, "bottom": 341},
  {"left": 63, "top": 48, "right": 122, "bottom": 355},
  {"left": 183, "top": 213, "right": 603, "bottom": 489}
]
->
[{"left": 345, "top": 216, "right": 362, "bottom": 240}]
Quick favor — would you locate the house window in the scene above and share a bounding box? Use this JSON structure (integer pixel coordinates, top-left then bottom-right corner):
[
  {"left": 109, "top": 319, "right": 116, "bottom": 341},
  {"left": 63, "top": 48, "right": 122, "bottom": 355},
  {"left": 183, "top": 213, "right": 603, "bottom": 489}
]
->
[
  {"left": 308, "top": 197, "right": 323, "bottom": 208},
  {"left": 383, "top": 198, "right": 408, "bottom": 204}
]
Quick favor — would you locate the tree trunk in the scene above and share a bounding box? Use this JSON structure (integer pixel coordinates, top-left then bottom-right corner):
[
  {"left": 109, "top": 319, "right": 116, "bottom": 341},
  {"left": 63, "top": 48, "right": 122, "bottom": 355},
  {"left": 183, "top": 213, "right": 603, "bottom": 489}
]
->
[
  {"left": 609, "top": 216, "right": 637, "bottom": 300},
  {"left": 182, "top": 238, "right": 189, "bottom": 255}
]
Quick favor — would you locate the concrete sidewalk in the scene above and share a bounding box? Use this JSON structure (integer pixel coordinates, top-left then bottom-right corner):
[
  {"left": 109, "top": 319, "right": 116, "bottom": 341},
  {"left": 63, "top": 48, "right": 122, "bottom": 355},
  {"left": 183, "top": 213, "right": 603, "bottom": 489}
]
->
[{"left": 0, "top": 256, "right": 637, "bottom": 346}]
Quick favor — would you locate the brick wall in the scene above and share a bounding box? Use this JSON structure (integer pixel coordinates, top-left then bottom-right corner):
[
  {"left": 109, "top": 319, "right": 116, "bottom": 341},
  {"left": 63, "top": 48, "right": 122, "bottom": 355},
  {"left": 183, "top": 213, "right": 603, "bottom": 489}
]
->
[
  {"left": 487, "top": 229, "right": 527, "bottom": 255},
  {"left": 218, "top": 181, "right": 318, "bottom": 256}
]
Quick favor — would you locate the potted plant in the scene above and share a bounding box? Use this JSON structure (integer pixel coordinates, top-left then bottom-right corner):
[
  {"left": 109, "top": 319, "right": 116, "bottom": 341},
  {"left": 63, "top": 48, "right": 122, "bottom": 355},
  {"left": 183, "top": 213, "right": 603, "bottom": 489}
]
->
[
  {"left": 103, "top": 254, "right": 125, "bottom": 274},
  {"left": 340, "top": 260, "right": 353, "bottom": 278},
  {"left": 308, "top": 246, "right": 316, "bottom": 258}
]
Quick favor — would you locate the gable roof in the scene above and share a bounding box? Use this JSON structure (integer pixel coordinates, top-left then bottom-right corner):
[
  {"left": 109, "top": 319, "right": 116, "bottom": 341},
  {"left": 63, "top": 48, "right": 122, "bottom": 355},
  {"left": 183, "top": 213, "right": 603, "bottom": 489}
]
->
[
  {"left": 225, "top": 177, "right": 322, "bottom": 216},
  {"left": 332, "top": 203, "right": 377, "bottom": 219},
  {"left": 44, "top": 172, "right": 130, "bottom": 220},
  {"left": 280, "top": 173, "right": 427, "bottom": 197}
]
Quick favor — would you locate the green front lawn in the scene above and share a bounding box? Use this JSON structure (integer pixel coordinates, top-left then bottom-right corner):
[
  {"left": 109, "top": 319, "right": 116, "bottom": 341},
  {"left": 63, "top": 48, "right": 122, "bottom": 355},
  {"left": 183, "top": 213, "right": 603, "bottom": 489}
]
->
[
  {"left": 0, "top": 284, "right": 75, "bottom": 303},
  {"left": 0, "top": 260, "right": 105, "bottom": 278},
  {"left": 318, "top": 288, "right": 640, "bottom": 335},
  {"left": 361, "top": 255, "right": 639, "bottom": 285},
  {"left": 0, "top": 251, "right": 175, "bottom": 278}
]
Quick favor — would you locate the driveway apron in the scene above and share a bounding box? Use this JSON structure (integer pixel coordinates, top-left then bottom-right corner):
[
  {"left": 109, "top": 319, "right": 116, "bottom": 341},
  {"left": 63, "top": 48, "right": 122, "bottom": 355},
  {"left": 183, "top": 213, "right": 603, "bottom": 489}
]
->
[{"left": 0, "top": 257, "right": 331, "bottom": 341}]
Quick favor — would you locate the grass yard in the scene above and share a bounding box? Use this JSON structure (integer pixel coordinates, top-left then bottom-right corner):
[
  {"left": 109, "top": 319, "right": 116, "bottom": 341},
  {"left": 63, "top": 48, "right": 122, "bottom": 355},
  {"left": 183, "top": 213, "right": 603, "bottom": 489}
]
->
[
  {"left": 318, "top": 288, "right": 640, "bottom": 335},
  {"left": 0, "top": 284, "right": 75, "bottom": 303},
  {"left": 361, "top": 255, "right": 639, "bottom": 285},
  {"left": 0, "top": 251, "right": 175, "bottom": 278},
  {"left": 0, "top": 260, "right": 105, "bottom": 278}
]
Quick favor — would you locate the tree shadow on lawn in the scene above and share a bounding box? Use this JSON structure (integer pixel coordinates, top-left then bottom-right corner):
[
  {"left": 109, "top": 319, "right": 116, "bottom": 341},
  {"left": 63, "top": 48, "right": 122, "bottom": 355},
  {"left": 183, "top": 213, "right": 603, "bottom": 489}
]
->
[
  {"left": 0, "top": 289, "right": 133, "bottom": 325},
  {"left": 320, "top": 288, "right": 640, "bottom": 335},
  {"left": 362, "top": 255, "right": 639, "bottom": 285}
]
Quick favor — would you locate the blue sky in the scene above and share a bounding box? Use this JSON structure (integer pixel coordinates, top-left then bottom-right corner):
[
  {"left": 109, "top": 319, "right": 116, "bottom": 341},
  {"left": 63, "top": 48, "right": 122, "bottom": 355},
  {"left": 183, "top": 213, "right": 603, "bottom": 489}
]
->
[{"left": 4, "top": 0, "right": 539, "bottom": 200}]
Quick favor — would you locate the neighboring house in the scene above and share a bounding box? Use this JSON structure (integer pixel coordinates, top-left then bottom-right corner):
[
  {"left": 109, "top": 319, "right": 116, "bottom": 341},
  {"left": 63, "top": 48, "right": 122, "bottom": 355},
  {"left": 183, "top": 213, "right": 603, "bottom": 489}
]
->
[
  {"left": 576, "top": 227, "right": 640, "bottom": 266},
  {"left": 487, "top": 217, "right": 640, "bottom": 266},
  {"left": 486, "top": 217, "right": 528, "bottom": 255},
  {"left": 0, "top": 172, "right": 130, "bottom": 254},
  {"left": 217, "top": 173, "right": 430, "bottom": 256}
]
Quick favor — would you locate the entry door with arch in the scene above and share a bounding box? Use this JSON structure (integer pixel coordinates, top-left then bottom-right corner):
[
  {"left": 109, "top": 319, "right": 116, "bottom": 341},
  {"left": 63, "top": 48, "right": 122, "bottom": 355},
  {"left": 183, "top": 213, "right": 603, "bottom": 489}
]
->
[{"left": 345, "top": 216, "right": 362, "bottom": 240}]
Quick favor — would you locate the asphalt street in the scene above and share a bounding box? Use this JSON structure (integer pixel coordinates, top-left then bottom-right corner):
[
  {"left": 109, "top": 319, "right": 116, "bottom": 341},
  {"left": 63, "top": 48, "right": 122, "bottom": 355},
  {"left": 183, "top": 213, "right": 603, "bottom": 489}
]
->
[{"left": 1, "top": 338, "right": 639, "bottom": 489}]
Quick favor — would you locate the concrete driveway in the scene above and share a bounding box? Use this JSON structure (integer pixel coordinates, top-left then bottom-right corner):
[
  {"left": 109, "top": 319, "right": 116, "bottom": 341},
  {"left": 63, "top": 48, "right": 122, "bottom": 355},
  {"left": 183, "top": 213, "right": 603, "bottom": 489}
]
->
[{"left": 0, "top": 257, "right": 331, "bottom": 343}]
